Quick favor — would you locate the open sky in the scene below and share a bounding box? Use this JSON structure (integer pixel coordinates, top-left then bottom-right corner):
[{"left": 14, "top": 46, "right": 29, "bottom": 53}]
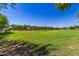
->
[{"left": 1, "top": 3, "right": 79, "bottom": 27}]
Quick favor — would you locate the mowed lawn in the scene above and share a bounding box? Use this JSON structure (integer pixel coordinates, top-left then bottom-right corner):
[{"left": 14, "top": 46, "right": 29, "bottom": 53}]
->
[{"left": 3, "top": 30, "right": 79, "bottom": 55}]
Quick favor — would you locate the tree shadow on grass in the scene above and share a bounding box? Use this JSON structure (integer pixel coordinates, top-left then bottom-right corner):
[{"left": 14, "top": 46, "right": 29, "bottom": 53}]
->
[
  {"left": 0, "top": 32, "right": 13, "bottom": 37},
  {"left": 0, "top": 32, "right": 14, "bottom": 44},
  {"left": 0, "top": 40, "right": 58, "bottom": 56},
  {"left": 0, "top": 32, "right": 14, "bottom": 43}
]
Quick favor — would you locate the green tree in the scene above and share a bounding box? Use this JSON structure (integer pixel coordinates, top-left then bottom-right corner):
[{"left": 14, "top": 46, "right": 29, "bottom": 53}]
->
[
  {"left": 0, "top": 14, "right": 9, "bottom": 30},
  {"left": 0, "top": 3, "right": 15, "bottom": 31}
]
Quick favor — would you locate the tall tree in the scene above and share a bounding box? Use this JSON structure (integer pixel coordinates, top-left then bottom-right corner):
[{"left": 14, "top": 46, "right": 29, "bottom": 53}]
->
[{"left": 0, "top": 3, "right": 16, "bottom": 31}]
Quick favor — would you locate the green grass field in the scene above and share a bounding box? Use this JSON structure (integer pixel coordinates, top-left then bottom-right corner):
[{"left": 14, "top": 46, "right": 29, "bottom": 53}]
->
[{"left": 1, "top": 30, "right": 79, "bottom": 56}]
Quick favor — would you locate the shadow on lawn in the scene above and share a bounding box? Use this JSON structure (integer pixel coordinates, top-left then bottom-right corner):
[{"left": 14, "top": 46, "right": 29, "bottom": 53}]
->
[
  {"left": 0, "top": 32, "right": 13, "bottom": 39},
  {"left": 0, "top": 32, "right": 14, "bottom": 44},
  {"left": 0, "top": 32, "right": 58, "bottom": 56},
  {"left": 0, "top": 40, "right": 54, "bottom": 56}
]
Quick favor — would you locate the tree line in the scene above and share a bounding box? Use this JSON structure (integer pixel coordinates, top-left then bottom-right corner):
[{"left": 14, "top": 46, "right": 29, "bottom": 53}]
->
[
  {"left": 10, "top": 25, "right": 61, "bottom": 30},
  {"left": 10, "top": 25, "right": 79, "bottom": 30}
]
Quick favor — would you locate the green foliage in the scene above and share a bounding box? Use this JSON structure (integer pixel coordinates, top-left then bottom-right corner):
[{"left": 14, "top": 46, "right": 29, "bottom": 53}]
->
[
  {"left": 0, "top": 14, "right": 9, "bottom": 29},
  {"left": 56, "top": 3, "right": 71, "bottom": 11}
]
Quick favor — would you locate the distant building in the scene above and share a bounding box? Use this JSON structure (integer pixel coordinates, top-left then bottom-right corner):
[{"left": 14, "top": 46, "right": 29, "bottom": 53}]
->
[{"left": 27, "top": 27, "right": 31, "bottom": 30}]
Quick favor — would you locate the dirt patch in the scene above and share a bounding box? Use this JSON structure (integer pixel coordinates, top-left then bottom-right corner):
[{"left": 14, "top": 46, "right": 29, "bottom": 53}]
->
[{"left": 68, "top": 44, "right": 79, "bottom": 50}]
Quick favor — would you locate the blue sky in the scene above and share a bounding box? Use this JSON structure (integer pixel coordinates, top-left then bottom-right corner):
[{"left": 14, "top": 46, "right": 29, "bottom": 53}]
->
[{"left": 1, "top": 3, "right": 79, "bottom": 27}]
